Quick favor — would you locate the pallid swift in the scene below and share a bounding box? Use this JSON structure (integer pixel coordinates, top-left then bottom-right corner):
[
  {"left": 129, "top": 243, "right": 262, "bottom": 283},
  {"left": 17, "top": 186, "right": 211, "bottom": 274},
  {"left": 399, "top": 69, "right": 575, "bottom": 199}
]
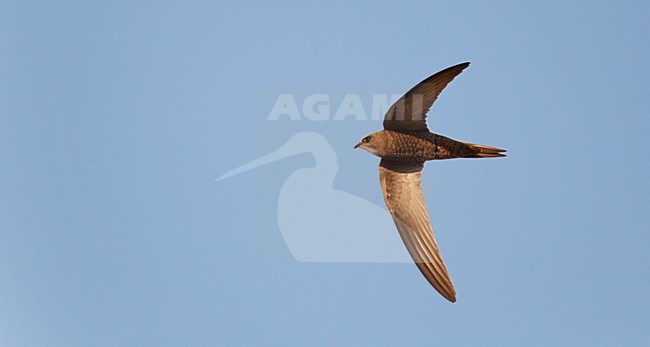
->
[{"left": 354, "top": 62, "right": 505, "bottom": 302}]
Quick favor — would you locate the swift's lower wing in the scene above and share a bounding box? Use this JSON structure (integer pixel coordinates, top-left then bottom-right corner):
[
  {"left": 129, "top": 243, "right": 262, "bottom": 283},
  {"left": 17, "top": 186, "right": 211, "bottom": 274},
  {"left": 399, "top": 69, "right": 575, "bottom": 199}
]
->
[{"left": 378, "top": 159, "right": 456, "bottom": 302}]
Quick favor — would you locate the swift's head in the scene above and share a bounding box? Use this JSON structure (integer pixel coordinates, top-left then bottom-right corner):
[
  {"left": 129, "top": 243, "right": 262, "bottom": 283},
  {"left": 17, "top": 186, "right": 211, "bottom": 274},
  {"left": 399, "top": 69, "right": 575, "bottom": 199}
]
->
[{"left": 354, "top": 131, "right": 387, "bottom": 157}]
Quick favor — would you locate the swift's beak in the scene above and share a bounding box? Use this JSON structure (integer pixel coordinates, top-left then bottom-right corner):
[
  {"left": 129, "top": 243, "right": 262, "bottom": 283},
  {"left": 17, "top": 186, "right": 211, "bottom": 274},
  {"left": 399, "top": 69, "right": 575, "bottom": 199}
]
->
[{"left": 354, "top": 142, "right": 361, "bottom": 149}]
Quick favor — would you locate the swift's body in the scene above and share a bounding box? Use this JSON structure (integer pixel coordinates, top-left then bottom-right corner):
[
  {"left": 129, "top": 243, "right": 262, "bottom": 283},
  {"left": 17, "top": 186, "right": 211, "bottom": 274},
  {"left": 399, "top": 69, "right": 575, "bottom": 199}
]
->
[{"left": 355, "top": 62, "right": 505, "bottom": 302}]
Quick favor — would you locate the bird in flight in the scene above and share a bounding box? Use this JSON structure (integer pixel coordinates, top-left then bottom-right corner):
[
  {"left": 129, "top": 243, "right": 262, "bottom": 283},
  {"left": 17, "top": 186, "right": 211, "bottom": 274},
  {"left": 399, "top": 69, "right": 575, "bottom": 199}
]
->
[{"left": 354, "top": 62, "right": 506, "bottom": 302}]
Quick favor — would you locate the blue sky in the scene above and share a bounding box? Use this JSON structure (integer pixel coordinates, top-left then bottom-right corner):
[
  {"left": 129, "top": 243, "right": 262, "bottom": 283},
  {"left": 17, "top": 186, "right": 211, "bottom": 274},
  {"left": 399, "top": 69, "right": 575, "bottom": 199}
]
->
[{"left": 1, "top": 1, "right": 649, "bottom": 346}]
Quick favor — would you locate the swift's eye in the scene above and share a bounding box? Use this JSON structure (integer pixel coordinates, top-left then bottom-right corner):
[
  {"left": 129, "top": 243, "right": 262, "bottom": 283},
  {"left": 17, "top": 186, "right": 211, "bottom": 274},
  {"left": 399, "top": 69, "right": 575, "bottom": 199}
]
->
[{"left": 362, "top": 136, "right": 371, "bottom": 143}]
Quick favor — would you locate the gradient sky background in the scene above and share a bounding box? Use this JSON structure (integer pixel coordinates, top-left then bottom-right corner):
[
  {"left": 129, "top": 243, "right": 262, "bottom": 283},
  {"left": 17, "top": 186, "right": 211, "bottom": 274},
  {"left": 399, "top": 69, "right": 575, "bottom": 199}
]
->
[{"left": 2, "top": 1, "right": 649, "bottom": 346}]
